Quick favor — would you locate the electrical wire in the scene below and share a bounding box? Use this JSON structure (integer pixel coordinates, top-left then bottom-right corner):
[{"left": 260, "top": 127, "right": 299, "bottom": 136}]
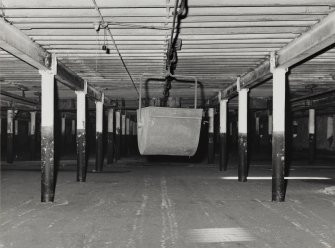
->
[
  {"left": 91, "top": 0, "right": 139, "bottom": 97},
  {"left": 107, "top": 22, "right": 169, "bottom": 30}
]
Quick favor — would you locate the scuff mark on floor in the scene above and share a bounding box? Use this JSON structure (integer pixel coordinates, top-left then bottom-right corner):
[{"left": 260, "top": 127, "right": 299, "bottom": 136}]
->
[{"left": 160, "top": 176, "right": 178, "bottom": 248}]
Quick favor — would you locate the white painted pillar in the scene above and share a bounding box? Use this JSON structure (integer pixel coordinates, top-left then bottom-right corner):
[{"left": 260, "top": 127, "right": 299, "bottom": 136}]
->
[
  {"left": 107, "top": 108, "right": 114, "bottom": 164},
  {"left": 75, "top": 90, "right": 87, "bottom": 181},
  {"left": 308, "top": 109, "right": 315, "bottom": 135},
  {"left": 29, "top": 111, "right": 37, "bottom": 160},
  {"left": 238, "top": 88, "right": 249, "bottom": 182},
  {"left": 219, "top": 99, "right": 228, "bottom": 171},
  {"left": 238, "top": 89, "right": 249, "bottom": 135},
  {"left": 208, "top": 108, "right": 215, "bottom": 164},
  {"left": 76, "top": 91, "right": 86, "bottom": 131},
  {"left": 272, "top": 67, "right": 287, "bottom": 202},
  {"left": 95, "top": 100, "right": 104, "bottom": 172},
  {"left": 6, "top": 109, "right": 14, "bottom": 163},
  {"left": 40, "top": 69, "right": 55, "bottom": 202},
  {"left": 220, "top": 100, "right": 228, "bottom": 134},
  {"left": 107, "top": 109, "right": 114, "bottom": 134},
  {"left": 7, "top": 109, "right": 13, "bottom": 134},
  {"left": 308, "top": 108, "right": 316, "bottom": 162},
  {"left": 115, "top": 110, "right": 121, "bottom": 159}
]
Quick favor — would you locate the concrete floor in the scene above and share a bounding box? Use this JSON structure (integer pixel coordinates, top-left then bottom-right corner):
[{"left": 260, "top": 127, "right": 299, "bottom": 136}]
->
[{"left": 1, "top": 157, "right": 335, "bottom": 248}]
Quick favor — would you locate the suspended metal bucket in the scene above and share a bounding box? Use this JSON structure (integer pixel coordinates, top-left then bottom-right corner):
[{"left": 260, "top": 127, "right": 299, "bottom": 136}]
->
[{"left": 137, "top": 73, "right": 203, "bottom": 156}]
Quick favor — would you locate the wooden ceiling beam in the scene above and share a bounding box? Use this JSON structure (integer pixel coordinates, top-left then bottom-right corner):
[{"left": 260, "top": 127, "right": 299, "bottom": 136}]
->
[
  {"left": 0, "top": 18, "right": 104, "bottom": 102},
  {"left": 222, "top": 10, "right": 335, "bottom": 99}
]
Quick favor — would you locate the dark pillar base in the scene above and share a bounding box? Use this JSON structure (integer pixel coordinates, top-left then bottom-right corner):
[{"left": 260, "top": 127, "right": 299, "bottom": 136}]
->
[
  {"left": 77, "top": 129, "right": 87, "bottom": 182},
  {"left": 308, "top": 133, "right": 316, "bottom": 163},
  {"left": 121, "top": 135, "right": 127, "bottom": 156},
  {"left": 238, "top": 133, "right": 248, "bottom": 182},
  {"left": 6, "top": 133, "right": 13, "bottom": 163},
  {"left": 219, "top": 133, "right": 227, "bottom": 171},
  {"left": 272, "top": 132, "right": 286, "bottom": 202},
  {"left": 95, "top": 132, "right": 103, "bottom": 172},
  {"left": 115, "top": 133, "right": 121, "bottom": 160},
  {"left": 107, "top": 132, "right": 114, "bottom": 164},
  {"left": 41, "top": 126, "right": 55, "bottom": 202},
  {"left": 30, "top": 134, "right": 36, "bottom": 160},
  {"left": 208, "top": 133, "right": 214, "bottom": 164}
]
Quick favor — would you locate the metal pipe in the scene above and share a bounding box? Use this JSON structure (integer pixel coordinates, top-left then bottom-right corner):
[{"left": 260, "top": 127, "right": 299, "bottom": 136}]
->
[{"left": 166, "top": 0, "right": 180, "bottom": 71}]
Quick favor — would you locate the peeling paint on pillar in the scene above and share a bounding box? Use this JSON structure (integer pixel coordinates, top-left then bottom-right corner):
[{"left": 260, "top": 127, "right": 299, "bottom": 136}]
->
[
  {"left": 272, "top": 132, "right": 285, "bottom": 202},
  {"left": 238, "top": 88, "right": 249, "bottom": 182},
  {"left": 77, "top": 129, "right": 86, "bottom": 181},
  {"left": 238, "top": 134, "right": 248, "bottom": 182},
  {"left": 208, "top": 108, "right": 215, "bottom": 164},
  {"left": 95, "top": 132, "right": 103, "bottom": 172},
  {"left": 107, "top": 108, "right": 114, "bottom": 164},
  {"left": 41, "top": 126, "right": 54, "bottom": 202}
]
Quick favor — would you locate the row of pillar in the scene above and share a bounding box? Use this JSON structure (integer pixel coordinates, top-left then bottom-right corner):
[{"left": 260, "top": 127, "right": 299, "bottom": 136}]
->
[
  {"left": 207, "top": 67, "right": 317, "bottom": 202},
  {"left": 39, "top": 70, "right": 138, "bottom": 202}
]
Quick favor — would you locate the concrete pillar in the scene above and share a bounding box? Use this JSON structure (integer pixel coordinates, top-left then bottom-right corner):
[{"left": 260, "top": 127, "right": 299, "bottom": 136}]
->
[
  {"left": 208, "top": 108, "right": 215, "bottom": 164},
  {"left": 308, "top": 109, "right": 316, "bottom": 163},
  {"left": 272, "top": 67, "right": 287, "bottom": 202},
  {"left": 95, "top": 100, "right": 104, "bottom": 172},
  {"left": 219, "top": 99, "right": 228, "bottom": 171},
  {"left": 75, "top": 91, "right": 87, "bottom": 182},
  {"left": 121, "top": 114, "right": 126, "bottom": 156},
  {"left": 6, "top": 109, "right": 14, "bottom": 163},
  {"left": 238, "top": 88, "right": 249, "bottom": 182},
  {"left": 40, "top": 70, "right": 55, "bottom": 202},
  {"left": 30, "top": 111, "right": 37, "bottom": 160},
  {"left": 107, "top": 108, "right": 114, "bottom": 164},
  {"left": 115, "top": 111, "right": 121, "bottom": 160}
]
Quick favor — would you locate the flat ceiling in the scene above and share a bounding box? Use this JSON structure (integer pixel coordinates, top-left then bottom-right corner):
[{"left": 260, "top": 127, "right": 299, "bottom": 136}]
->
[{"left": 1, "top": 0, "right": 335, "bottom": 106}]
